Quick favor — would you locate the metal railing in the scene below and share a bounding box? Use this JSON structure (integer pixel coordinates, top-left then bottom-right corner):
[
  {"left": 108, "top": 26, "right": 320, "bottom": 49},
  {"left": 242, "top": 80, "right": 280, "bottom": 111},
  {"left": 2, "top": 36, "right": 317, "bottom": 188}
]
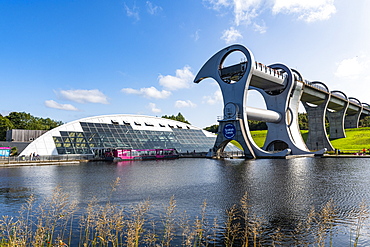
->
[
  {"left": 254, "top": 62, "right": 284, "bottom": 79},
  {"left": 304, "top": 80, "right": 329, "bottom": 92},
  {"left": 329, "top": 149, "right": 370, "bottom": 155},
  {"left": 217, "top": 114, "right": 242, "bottom": 121},
  {"left": 0, "top": 154, "right": 95, "bottom": 164},
  {"left": 219, "top": 151, "right": 245, "bottom": 158}
]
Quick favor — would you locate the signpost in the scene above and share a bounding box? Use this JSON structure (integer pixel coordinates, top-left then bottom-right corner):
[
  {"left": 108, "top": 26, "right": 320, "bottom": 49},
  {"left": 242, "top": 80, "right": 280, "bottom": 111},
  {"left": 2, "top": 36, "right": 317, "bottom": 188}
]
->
[{"left": 0, "top": 147, "right": 11, "bottom": 157}]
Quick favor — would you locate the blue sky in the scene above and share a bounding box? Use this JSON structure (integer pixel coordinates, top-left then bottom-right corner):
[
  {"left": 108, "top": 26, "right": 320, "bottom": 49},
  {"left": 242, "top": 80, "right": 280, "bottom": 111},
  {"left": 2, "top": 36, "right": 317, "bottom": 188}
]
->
[{"left": 1, "top": 0, "right": 370, "bottom": 128}]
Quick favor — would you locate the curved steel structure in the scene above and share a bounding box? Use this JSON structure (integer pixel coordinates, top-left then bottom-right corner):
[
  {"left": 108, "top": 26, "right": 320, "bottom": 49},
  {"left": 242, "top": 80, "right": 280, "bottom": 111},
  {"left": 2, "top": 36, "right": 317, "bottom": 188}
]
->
[
  {"left": 194, "top": 44, "right": 370, "bottom": 159},
  {"left": 194, "top": 44, "right": 325, "bottom": 158}
]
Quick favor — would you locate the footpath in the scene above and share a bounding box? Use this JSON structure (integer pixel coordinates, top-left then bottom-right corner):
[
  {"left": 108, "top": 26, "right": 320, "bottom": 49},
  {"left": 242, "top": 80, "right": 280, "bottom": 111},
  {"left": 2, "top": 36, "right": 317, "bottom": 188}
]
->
[{"left": 0, "top": 160, "right": 82, "bottom": 167}]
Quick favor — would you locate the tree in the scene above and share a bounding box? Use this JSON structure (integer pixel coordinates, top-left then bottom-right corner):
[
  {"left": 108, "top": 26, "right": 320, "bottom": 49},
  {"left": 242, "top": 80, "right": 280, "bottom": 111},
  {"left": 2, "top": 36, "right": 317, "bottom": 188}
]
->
[
  {"left": 204, "top": 124, "right": 219, "bottom": 133},
  {"left": 298, "top": 113, "right": 308, "bottom": 130},
  {"left": 38, "top": 117, "right": 64, "bottom": 130},
  {"left": 360, "top": 116, "right": 370, "bottom": 127},
  {"left": 0, "top": 116, "right": 15, "bottom": 140},
  {"left": 11, "top": 146, "right": 18, "bottom": 156},
  {"left": 6, "top": 112, "right": 33, "bottom": 129},
  {"left": 162, "top": 112, "right": 191, "bottom": 124},
  {"left": 5, "top": 112, "right": 63, "bottom": 131},
  {"left": 0, "top": 112, "right": 63, "bottom": 141},
  {"left": 248, "top": 120, "right": 267, "bottom": 130}
]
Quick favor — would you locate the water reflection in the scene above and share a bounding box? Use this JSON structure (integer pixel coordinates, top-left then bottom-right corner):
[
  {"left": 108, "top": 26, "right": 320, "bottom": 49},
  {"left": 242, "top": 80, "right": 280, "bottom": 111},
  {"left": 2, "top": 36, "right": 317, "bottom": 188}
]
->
[{"left": 1, "top": 157, "right": 370, "bottom": 245}]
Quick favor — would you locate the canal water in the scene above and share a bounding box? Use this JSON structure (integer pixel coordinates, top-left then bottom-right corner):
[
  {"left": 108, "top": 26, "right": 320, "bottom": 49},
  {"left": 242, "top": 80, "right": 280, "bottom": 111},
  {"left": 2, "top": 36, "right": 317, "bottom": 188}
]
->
[{"left": 1, "top": 157, "right": 370, "bottom": 245}]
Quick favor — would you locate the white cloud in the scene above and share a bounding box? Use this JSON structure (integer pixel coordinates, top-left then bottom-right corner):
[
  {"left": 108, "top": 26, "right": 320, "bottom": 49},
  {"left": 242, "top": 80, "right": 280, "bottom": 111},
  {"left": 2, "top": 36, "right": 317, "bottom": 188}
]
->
[
  {"left": 221, "top": 27, "right": 243, "bottom": 44},
  {"left": 121, "top": 86, "right": 171, "bottom": 99},
  {"left": 332, "top": 55, "right": 370, "bottom": 103},
  {"left": 272, "top": 0, "right": 336, "bottom": 22},
  {"left": 203, "top": 90, "right": 223, "bottom": 105},
  {"left": 124, "top": 3, "right": 140, "bottom": 21},
  {"left": 205, "top": 0, "right": 230, "bottom": 9},
  {"left": 233, "top": 0, "right": 262, "bottom": 26},
  {"left": 175, "top": 100, "right": 197, "bottom": 108},
  {"left": 148, "top": 102, "right": 161, "bottom": 113},
  {"left": 335, "top": 56, "right": 367, "bottom": 78},
  {"left": 192, "top": 29, "right": 201, "bottom": 41},
  {"left": 205, "top": 0, "right": 336, "bottom": 37},
  {"left": 146, "top": 1, "right": 162, "bottom": 15},
  {"left": 58, "top": 89, "right": 109, "bottom": 104},
  {"left": 253, "top": 21, "right": 267, "bottom": 34},
  {"left": 158, "top": 66, "right": 194, "bottom": 91},
  {"left": 44, "top": 100, "right": 79, "bottom": 111},
  {"left": 205, "top": 0, "right": 262, "bottom": 27}
]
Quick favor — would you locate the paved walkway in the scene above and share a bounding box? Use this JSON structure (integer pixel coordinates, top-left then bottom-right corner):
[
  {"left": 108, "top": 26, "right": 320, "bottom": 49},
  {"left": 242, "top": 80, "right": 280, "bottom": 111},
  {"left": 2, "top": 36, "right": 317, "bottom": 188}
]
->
[{"left": 0, "top": 160, "right": 81, "bottom": 167}]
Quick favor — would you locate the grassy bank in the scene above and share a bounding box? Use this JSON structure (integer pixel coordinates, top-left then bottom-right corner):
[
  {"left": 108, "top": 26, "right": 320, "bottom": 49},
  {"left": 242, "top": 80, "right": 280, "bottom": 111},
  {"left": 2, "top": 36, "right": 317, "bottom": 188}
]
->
[
  {"left": 330, "top": 127, "right": 370, "bottom": 151},
  {"left": 1, "top": 180, "right": 369, "bottom": 246},
  {"left": 241, "top": 130, "right": 309, "bottom": 148},
  {"left": 246, "top": 128, "right": 368, "bottom": 151}
]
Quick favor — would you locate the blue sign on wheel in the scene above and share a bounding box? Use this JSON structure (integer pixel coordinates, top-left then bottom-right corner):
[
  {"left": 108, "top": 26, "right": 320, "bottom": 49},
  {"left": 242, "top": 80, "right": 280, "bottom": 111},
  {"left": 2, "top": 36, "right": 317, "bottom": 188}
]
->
[
  {"left": 223, "top": 123, "right": 236, "bottom": 139},
  {"left": 0, "top": 147, "right": 10, "bottom": 157}
]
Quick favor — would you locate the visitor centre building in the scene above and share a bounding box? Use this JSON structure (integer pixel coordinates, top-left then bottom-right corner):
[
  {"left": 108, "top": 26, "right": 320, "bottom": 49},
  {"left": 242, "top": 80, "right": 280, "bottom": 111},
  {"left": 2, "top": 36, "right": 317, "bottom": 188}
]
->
[{"left": 19, "top": 114, "right": 239, "bottom": 157}]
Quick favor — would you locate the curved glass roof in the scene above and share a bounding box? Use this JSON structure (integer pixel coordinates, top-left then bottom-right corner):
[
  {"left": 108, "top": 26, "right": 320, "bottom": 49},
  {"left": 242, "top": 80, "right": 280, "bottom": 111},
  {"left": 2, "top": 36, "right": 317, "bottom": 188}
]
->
[{"left": 20, "top": 114, "right": 239, "bottom": 156}]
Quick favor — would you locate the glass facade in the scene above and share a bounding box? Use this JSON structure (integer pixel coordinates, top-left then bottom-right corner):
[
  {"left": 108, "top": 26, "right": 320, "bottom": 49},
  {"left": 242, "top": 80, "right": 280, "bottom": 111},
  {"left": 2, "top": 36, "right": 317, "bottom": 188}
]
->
[{"left": 52, "top": 122, "right": 237, "bottom": 155}]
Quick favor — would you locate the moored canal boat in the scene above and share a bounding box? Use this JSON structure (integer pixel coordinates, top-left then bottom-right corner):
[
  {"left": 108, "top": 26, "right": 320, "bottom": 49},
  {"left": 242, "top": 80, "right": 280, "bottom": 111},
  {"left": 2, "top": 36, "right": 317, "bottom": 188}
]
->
[{"left": 105, "top": 148, "right": 179, "bottom": 161}]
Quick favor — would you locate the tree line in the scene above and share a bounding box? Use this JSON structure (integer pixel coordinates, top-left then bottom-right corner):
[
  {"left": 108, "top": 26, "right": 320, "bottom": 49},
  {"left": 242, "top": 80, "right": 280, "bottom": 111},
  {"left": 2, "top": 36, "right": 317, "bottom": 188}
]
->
[
  {"left": 203, "top": 113, "right": 311, "bottom": 133},
  {"left": 2, "top": 111, "right": 369, "bottom": 141},
  {"left": 161, "top": 112, "right": 191, "bottom": 124},
  {"left": 162, "top": 112, "right": 310, "bottom": 133},
  {"left": 0, "top": 112, "right": 191, "bottom": 142},
  {"left": 203, "top": 113, "right": 370, "bottom": 133},
  {"left": 0, "top": 112, "right": 63, "bottom": 141}
]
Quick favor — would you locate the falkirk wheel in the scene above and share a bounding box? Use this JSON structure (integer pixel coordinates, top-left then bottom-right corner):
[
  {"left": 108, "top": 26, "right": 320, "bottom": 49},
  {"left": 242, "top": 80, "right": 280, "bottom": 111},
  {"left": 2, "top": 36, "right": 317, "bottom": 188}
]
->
[{"left": 194, "top": 44, "right": 326, "bottom": 159}]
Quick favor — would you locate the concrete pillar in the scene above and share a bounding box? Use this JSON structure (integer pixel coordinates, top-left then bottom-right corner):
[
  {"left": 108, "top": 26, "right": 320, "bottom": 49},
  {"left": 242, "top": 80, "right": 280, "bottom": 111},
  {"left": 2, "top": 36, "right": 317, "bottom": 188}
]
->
[
  {"left": 345, "top": 98, "right": 363, "bottom": 128},
  {"left": 302, "top": 93, "right": 334, "bottom": 151},
  {"left": 345, "top": 114, "right": 361, "bottom": 128},
  {"left": 327, "top": 109, "right": 348, "bottom": 139},
  {"left": 327, "top": 91, "right": 349, "bottom": 140}
]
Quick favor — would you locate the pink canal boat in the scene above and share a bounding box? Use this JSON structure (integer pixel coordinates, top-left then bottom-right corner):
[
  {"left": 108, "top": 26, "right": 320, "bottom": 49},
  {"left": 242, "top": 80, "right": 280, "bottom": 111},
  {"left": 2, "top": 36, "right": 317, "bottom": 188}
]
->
[{"left": 104, "top": 148, "right": 179, "bottom": 161}]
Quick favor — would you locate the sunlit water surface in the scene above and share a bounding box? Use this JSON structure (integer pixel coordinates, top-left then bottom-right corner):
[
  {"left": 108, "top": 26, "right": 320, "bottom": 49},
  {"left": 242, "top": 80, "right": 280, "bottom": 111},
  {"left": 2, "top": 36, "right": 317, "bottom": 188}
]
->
[{"left": 1, "top": 157, "right": 370, "bottom": 245}]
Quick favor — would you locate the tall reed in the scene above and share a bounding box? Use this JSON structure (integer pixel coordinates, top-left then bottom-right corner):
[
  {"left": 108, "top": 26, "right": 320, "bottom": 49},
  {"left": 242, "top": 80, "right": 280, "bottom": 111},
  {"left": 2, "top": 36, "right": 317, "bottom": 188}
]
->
[
  {"left": 1, "top": 180, "right": 369, "bottom": 247},
  {"left": 349, "top": 200, "right": 369, "bottom": 247}
]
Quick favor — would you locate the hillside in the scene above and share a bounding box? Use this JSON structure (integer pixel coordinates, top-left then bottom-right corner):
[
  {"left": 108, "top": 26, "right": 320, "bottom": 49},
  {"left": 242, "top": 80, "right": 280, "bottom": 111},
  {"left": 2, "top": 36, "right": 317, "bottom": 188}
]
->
[
  {"left": 244, "top": 128, "right": 369, "bottom": 151},
  {"left": 330, "top": 127, "right": 370, "bottom": 151}
]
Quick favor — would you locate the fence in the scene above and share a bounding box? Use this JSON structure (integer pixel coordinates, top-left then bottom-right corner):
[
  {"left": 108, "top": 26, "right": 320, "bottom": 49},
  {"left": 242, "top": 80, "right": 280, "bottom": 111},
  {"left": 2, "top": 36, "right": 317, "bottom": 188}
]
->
[
  {"left": 0, "top": 154, "right": 95, "bottom": 164},
  {"left": 219, "top": 151, "right": 245, "bottom": 158}
]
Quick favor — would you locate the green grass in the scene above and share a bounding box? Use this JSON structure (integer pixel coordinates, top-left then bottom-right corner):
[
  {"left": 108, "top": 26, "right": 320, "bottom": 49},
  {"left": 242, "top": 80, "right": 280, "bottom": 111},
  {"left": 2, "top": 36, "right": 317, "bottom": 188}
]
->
[
  {"left": 250, "top": 130, "right": 268, "bottom": 148},
  {"left": 230, "top": 130, "right": 268, "bottom": 149},
  {"left": 231, "top": 130, "right": 309, "bottom": 149},
  {"left": 330, "top": 127, "right": 370, "bottom": 150},
  {"left": 235, "top": 128, "right": 369, "bottom": 151}
]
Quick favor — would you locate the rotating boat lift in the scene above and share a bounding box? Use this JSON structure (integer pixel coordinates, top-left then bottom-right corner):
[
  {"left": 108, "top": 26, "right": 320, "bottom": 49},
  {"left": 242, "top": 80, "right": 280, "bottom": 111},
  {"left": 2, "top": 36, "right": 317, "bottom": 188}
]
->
[
  {"left": 194, "top": 44, "right": 370, "bottom": 159},
  {"left": 194, "top": 44, "right": 327, "bottom": 159}
]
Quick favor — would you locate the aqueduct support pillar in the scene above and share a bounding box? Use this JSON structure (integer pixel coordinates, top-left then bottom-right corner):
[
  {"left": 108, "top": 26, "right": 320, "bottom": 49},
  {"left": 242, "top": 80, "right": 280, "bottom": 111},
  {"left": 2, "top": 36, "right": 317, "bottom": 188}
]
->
[
  {"left": 302, "top": 91, "right": 334, "bottom": 151},
  {"left": 327, "top": 110, "right": 348, "bottom": 139},
  {"left": 345, "top": 98, "right": 363, "bottom": 129},
  {"left": 345, "top": 114, "right": 361, "bottom": 128},
  {"left": 326, "top": 91, "right": 349, "bottom": 140}
]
